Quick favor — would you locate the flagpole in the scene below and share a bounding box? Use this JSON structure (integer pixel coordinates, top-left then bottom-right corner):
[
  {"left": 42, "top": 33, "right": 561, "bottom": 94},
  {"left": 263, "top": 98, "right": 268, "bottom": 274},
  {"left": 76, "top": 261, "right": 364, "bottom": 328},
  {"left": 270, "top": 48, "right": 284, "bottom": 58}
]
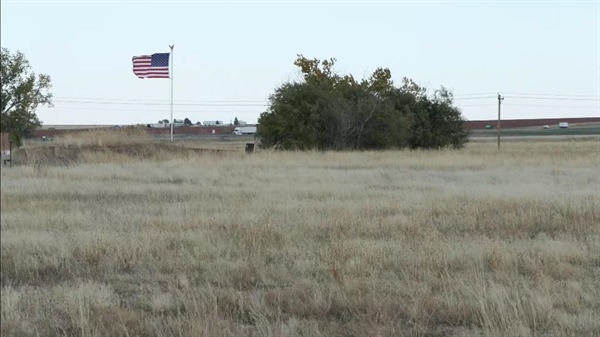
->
[{"left": 169, "top": 44, "right": 174, "bottom": 143}]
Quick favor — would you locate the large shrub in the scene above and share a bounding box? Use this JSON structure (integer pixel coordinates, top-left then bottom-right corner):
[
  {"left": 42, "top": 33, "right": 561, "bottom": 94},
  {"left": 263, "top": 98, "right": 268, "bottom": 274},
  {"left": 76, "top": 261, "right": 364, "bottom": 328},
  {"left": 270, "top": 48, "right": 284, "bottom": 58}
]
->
[{"left": 257, "top": 55, "right": 468, "bottom": 151}]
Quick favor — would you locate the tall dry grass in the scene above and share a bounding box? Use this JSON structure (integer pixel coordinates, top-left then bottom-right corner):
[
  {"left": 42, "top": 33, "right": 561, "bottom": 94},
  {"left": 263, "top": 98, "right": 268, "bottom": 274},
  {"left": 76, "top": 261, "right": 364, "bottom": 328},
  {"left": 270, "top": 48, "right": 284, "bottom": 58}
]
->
[
  {"left": 1, "top": 139, "right": 599, "bottom": 336},
  {"left": 50, "top": 126, "right": 152, "bottom": 147}
]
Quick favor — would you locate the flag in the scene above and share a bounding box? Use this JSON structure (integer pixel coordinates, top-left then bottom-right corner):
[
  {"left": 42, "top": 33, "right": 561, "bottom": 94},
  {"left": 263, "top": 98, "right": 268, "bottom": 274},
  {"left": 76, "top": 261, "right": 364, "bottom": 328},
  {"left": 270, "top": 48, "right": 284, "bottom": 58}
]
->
[{"left": 132, "top": 53, "right": 170, "bottom": 79}]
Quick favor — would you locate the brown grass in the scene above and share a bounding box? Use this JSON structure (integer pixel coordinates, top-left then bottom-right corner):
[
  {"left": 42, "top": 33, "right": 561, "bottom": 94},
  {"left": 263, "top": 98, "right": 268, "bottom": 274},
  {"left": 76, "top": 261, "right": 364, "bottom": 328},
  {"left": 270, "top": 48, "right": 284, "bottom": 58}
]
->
[
  {"left": 15, "top": 128, "right": 239, "bottom": 166},
  {"left": 1, "top": 139, "right": 599, "bottom": 336},
  {"left": 51, "top": 126, "right": 153, "bottom": 146}
]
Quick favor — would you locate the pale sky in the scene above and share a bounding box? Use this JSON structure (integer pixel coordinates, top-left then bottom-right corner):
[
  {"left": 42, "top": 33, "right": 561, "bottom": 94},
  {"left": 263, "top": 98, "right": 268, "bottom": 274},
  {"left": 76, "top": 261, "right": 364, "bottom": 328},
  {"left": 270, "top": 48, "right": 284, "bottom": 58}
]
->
[{"left": 1, "top": 0, "right": 599, "bottom": 125}]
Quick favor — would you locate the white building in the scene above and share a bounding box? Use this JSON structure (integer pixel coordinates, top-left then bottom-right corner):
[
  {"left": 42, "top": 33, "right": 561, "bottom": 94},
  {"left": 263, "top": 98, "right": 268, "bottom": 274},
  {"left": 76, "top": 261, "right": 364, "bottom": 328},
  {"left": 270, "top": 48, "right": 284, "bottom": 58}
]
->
[{"left": 203, "top": 120, "right": 224, "bottom": 126}]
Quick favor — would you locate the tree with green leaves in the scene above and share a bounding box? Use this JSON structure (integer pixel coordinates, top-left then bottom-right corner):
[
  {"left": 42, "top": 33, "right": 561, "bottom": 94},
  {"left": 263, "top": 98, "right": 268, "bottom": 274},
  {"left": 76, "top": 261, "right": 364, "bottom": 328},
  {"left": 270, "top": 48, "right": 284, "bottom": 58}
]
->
[
  {"left": 1, "top": 48, "right": 53, "bottom": 148},
  {"left": 183, "top": 117, "right": 192, "bottom": 126},
  {"left": 234, "top": 117, "right": 239, "bottom": 126},
  {"left": 257, "top": 54, "right": 468, "bottom": 151}
]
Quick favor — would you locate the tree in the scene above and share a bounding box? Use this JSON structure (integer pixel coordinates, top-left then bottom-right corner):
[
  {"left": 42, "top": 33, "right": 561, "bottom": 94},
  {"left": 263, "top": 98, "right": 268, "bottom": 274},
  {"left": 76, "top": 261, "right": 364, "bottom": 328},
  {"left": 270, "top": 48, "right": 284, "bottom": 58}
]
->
[
  {"left": 405, "top": 85, "right": 469, "bottom": 149},
  {"left": 257, "top": 54, "right": 469, "bottom": 151},
  {"left": 183, "top": 118, "right": 192, "bottom": 126},
  {"left": 1, "top": 48, "right": 53, "bottom": 147},
  {"left": 234, "top": 117, "right": 239, "bottom": 126}
]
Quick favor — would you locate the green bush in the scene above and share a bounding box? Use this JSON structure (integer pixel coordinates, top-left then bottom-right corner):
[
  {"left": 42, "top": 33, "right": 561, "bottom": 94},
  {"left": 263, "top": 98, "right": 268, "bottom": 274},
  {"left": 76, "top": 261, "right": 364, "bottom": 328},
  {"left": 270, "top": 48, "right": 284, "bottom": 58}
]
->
[{"left": 257, "top": 55, "right": 469, "bottom": 151}]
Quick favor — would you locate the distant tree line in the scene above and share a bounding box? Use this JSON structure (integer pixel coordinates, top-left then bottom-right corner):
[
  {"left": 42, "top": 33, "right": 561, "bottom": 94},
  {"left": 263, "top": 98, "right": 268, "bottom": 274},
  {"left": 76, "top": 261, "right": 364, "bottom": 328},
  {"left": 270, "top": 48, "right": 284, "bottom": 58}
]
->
[{"left": 257, "top": 55, "right": 469, "bottom": 151}]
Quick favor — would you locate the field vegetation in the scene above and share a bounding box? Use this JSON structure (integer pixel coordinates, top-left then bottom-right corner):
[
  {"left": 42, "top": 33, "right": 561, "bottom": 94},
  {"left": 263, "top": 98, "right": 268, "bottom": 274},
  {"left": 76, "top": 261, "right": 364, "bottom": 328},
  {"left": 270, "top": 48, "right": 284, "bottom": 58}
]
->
[
  {"left": 257, "top": 55, "right": 469, "bottom": 151},
  {"left": 1, "top": 137, "right": 599, "bottom": 337}
]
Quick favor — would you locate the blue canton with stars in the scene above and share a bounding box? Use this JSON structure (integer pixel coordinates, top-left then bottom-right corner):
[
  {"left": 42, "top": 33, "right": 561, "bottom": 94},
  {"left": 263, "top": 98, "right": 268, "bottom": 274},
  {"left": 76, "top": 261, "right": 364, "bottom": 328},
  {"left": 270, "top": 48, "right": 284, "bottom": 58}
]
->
[{"left": 151, "top": 53, "right": 170, "bottom": 67}]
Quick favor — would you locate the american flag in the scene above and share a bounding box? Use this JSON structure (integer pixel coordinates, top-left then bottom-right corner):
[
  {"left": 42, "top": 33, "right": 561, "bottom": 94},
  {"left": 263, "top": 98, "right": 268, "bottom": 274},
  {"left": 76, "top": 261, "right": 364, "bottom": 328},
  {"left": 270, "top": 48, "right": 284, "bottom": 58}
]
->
[{"left": 132, "top": 53, "right": 170, "bottom": 79}]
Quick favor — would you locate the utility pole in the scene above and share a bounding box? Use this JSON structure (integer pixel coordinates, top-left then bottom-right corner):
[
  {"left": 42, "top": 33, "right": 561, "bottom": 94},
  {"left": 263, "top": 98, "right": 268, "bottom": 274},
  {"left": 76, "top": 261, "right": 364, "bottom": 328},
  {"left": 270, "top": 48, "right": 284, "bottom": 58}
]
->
[{"left": 497, "top": 93, "right": 504, "bottom": 150}]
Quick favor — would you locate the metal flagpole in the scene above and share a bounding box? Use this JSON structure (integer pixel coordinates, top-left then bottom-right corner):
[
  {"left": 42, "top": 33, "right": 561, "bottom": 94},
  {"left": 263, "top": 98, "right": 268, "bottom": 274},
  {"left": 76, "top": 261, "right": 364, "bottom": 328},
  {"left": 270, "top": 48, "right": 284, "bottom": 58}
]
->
[{"left": 169, "top": 44, "right": 174, "bottom": 143}]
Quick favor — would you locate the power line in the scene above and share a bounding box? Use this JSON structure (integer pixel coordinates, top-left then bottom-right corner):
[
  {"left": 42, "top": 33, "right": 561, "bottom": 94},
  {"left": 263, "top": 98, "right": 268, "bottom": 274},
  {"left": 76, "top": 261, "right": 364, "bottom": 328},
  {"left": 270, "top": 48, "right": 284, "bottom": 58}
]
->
[
  {"left": 455, "top": 94, "right": 600, "bottom": 102},
  {"left": 457, "top": 104, "right": 496, "bottom": 107},
  {"left": 51, "top": 92, "right": 598, "bottom": 101},
  {"left": 44, "top": 94, "right": 600, "bottom": 111},
  {"left": 52, "top": 96, "right": 268, "bottom": 103},
  {"left": 452, "top": 92, "right": 497, "bottom": 97},
  {"left": 51, "top": 99, "right": 268, "bottom": 107},
  {"left": 54, "top": 95, "right": 496, "bottom": 103},
  {"left": 454, "top": 92, "right": 598, "bottom": 99},
  {"left": 46, "top": 106, "right": 264, "bottom": 113},
  {"left": 452, "top": 96, "right": 496, "bottom": 100},
  {"left": 454, "top": 93, "right": 598, "bottom": 101},
  {"left": 458, "top": 103, "right": 598, "bottom": 109},
  {"left": 503, "top": 92, "right": 598, "bottom": 98},
  {"left": 504, "top": 96, "right": 600, "bottom": 102},
  {"left": 48, "top": 93, "right": 599, "bottom": 106},
  {"left": 503, "top": 103, "right": 599, "bottom": 109},
  {"left": 46, "top": 103, "right": 599, "bottom": 111}
]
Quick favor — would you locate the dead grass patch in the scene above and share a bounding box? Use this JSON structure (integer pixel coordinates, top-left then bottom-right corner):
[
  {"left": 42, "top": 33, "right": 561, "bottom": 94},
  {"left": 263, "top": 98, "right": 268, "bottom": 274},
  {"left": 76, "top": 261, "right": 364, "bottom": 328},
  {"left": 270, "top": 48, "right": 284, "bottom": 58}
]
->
[{"left": 1, "top": 139, "right": 599, "bottom": 336}]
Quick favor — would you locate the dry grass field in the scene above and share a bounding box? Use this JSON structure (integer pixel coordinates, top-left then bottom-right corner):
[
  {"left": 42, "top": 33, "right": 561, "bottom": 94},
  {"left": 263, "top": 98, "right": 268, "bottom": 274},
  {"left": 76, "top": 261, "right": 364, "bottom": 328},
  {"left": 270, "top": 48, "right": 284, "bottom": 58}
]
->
[{"left": 1, "top": 135, "right": 599, "bottom": 337}]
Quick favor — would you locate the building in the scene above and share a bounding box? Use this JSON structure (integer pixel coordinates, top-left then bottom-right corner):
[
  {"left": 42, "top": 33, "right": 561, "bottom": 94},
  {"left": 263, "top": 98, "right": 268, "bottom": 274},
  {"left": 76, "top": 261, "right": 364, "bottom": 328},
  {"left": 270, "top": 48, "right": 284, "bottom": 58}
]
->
[{"left": 203, "top": 121, "right": 224, "bottom": 126}]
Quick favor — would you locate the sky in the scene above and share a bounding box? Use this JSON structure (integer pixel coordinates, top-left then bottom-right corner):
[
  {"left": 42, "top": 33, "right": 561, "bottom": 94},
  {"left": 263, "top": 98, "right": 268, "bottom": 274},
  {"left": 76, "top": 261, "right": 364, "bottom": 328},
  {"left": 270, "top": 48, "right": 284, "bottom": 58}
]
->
[{"left": 1, "top": 0, "right": 599, "bottom": 125}]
